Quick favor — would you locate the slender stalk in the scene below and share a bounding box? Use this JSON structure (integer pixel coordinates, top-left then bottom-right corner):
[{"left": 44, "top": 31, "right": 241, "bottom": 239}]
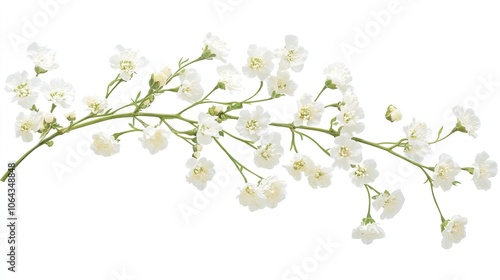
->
[
  {"left": 419, "top": 166, "right": 445, "bottom": 223},
  {"left": 314, "top": 85, "right": 328, "bottom": 102},
  {"left": 242, "top": 81, "right": 263, "bottom": 103}
]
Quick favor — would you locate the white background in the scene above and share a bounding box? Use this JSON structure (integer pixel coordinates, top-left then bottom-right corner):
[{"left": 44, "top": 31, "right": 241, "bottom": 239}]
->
[{"left": 1, "top": 0, "right": 499, "bottom": 279}]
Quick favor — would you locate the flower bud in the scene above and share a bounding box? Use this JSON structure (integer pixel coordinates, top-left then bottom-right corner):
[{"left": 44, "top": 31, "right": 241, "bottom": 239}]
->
[
  {"left": 44, "top": 113, "right": 55, "bottom": 124},
  {"left": 385, "top": 105, "right": 402, "bottom": 123},
  {"left": 65, "top": 111, "right": 76, "bottom": 121}
]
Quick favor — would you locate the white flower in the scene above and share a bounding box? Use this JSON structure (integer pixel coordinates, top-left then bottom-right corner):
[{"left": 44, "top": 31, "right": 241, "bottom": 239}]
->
[
  {"left": 453, "top": 105, "right": 480, "bottom": 138},
  {"left": 283, "top": 153, "right": 314, "bottom": 180},
  {"left": 254, "top": 132, "right": 284, "bottom": 169},
  {"left": 14, "top": 112, "right": 43, "bottom": 142},
  {"left": 217, "top": 64, "right": 243, "bottom": 93},
  {"left": 238, "top": 183, "right": 267, "bottom": 211},
  {"left": 306, "top": 165, "right": 334, "bottom": 188},
  {"left": 350, "top": 159, "right": 379, "bottom": 187},
  {"left": 441, "top": 215, "right": 468, "bottom": 249},
  {"left": 294, "top": 94, "right": 324, "bottom": 126},
  {"left": 277, "top": 35, "right": 308, "bottom": 72},
  {"left": 472, "top": 151, "right": 497, "bottom": 190},
  {"left": 185, "top": 157, "right": 215, "bottom": 190},
  {"left": 403, "top": 141, "right": 431, "bottom": 163},
  {"left": 260, "top": 176, "right": 287, "bottom": 208},
  {"left": 90, "top": 133, "right": 120, "bottom": 157},
  {"left": 109, "top": 44, "right": 148, "bottom": 81},
  {"left": 41, "top": 78, "right": 75, "bottom": 108},
  {"left": 337, "top": 93, "right": 365, "bottom": 135},
  {"left": 178, "top": 68, "right": 204, "bottom": 103},
  {"left": 330, "top": 134, "right": 363, "bottom": 170},
  {"left": 196, "top": 113, "right": 222, "bottom": 145},
  {"left": 352, "top": 222, "right": 385, "bottom": 245},
  {"left": 204, "top": 33, "right": 229, "bottom": 62},
  {"left": 372, "top": 189, "right": 405, "bottom": 219},
  {"left": 83, "top": 96, "right": 108, "bottom": 114},
  {"left": 324, "top": 63, "right": 352, "bottom": 93},
  {"left": 5, "top": 71, "right": 40, "bottom": 109},
  {"left": 267, "top": 71, "right": 298, "bottom": 96},
  {"left": 403, "top": 118, "right": 431, "bottom": 146},
  {"left": 242, "top": 44, "right": 274, "bottom": 80},
  {"left": 433, "top": 153, "right": 460, "bottom": 191},
  {"left": 27, "top": 42, "right": 58, "bottom": 72},
  {"left": 139, "top": 126, "right": 170, "bottom": 155},
  {"left": 235, "top": 105, "right": 271, "bottom": 141},
  {"left": 153, "top": 66, "right": 172, "bottom": 87}
]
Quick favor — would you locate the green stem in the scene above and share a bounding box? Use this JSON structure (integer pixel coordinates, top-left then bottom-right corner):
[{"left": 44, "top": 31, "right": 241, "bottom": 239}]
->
[
  {"left": 314, "top": 85, "right": 328, "bottom": 102},
  {"left": 364, "top": 184, "right": 372, "bottom": 218},
  {"left": 295, "top": 130, "right": 330, "bottom": 156},
  {"left": 177, "top": 85, "right": 219, "bottom": 115},
  {"left": 429, "top": 129, "right": 456, "bottom": 145},
  {"left": 222, "top": 130, "right": 257, "bottom": 150},
  {"left": 242, "top": 81, "right": 264, "bottom": 103},
  {"left": 366, "top": 184, "right": 381, "bottom": 195},
  {"left": 352, "top": 137, "right": 434, "bottom": 171},
  {"left": 106, "top": 75, "right": 122, "bottom": 98},
  {"left": 214, "top": 138, "right": 248, "bottom": 183},
  {"left": 420, "top": 167, "right": 445, "bottom": 223},
  {"left": 289, "top": 128, "right": 299, "bottom": 153}
]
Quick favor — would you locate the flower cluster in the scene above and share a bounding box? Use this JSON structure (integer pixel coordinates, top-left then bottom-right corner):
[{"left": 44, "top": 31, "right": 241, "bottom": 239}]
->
[{"left": 2, "top": 35, "right": 497, "bottom": 249}]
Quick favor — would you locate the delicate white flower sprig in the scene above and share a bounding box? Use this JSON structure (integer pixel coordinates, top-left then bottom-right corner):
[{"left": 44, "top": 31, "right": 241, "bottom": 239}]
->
[{"left": 2, "top": 35, "right": 497, "bottom": 249}]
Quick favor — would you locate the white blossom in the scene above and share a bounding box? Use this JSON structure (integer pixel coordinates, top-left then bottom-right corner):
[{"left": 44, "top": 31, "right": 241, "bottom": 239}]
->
[
  {"left": 235, "top": 105, "right": 271, "bottom": 141},
  {"left": 242, "top": 44, "right": 275, "bottom": 80},
  {"left": 139, "top": 126, "right": 170, "bottom": 155},
  {"left": 185, "top": 157, "right": 215, "bottom": 190},
  {"left": 152, "top": 66, "right": 172, "bottom": 87},
  {"left": 196, "top": 113, "right": 222, "bottom": 145},
  {"left": 267, "top": 71, "right": 298, "bottom": 96},
  {"left": 352, "top": 222, "right": 385, "bottom": 245},
  {"left": 43, "top": 112, "right": 55, "bottom": 124},
  {"left": 41, "top": 78, "right": 75, "bottom": 108},
  {"left": 217, "top": 64, "right": 243, "bottom": 93},
  {"left": 306, "top": 165, "right": 334, "bottom": 188},
  {"left": 260, "top": 176, "right": 287, "bottom": 208},
  {"left": 90, "top": 132, "right": 120, "bottom": 157},
  {"left": 83, "top": 96, "right": 108, "bottom": 114},
  {"left": 403, "top": 118, "right": 431, "bottom": 146},
  {"left": 27, "top": 42, "right": 58, "bottom": 72},
  {"left": 64, "top": 111, "right": 76, "bottom": 121},
  {"left": 433, "top": 153, "right": 460, "bottom": 191},
  {"left": 385, "top": 104, "right": 402, "bottom": 122},
  {"left": 453, "top": 105, "right": 480, "bottom": 138},
  {"left": 277, "top": 35, "right": 308, "bottom": 72},
  {"left": 441, "top": 215, "right": 468, "bottom": 249},
  {"left": 350, "top": 159, "right": 379, "bottom": 187},
  {"left": 14, "top": 112, "right": 43, "bottom": 142},
  {"left": 403, "top": 141, "right": 431, "bottom": 163},
  {"left": 372, "top": 189, "right": 405, "bottom": 219},
  {"left": 178, "top": 68, "right": 204, "bottom": 103},
  {"left": 472, "top": 151, "right": 497, "bottom": 190},
  {"left": 330, "top": 133, "right": 363, "bottom": 170},
  {"left": 5, "top": 71, "right": 40, "bottom": 109},
  {"left": 294, "top": 94, "right": 324, "bottom": 126},
  {"left": 283, "top": 153, "right": 314, "bottom": 181},
  {"left": 254, "top": 132, "right": 284, "bottom": 169},
  {"left": 324, "top": 63, "right": 352, "bottom": 93},
  {"left": 204, "top": 33, "right": 229, "bottom": 62},
  {"left": 238, "top": 183, "right": 267, "bottom": 211},
  {"left": 109, "top": 45, "right": 148, "bottom": 81},
  {"left": 337, "top": 93, "right": 365, "bottom": 135}
]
